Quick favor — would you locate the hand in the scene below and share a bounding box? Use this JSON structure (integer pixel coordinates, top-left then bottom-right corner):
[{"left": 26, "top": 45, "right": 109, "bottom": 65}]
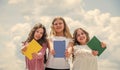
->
[
  {"left": 50, "top": 49, "right": 55, "bottom": 55},
  {"left": 21, "top": 42, "right": 28, "bottom": 53},
  {"left": 37, "top": 53, "right": 43, "bottom": 59},
  {"left": 65, "top": 49, "right": 71, "bottom": 58},
  {"left": 22, "top": 41, "right": 28, "bottom": 46},
  {"left": 101, "top": 42, "right": 106, "bottom": 48},
  {"left": 92, "top": 50, "right": 98, "bottom": 56},
  {"left": 21, "top": 47, "right": 27, "bottom": 52},
  {"left": 32, "top": 53, "right": 38, "bottom": 59}
]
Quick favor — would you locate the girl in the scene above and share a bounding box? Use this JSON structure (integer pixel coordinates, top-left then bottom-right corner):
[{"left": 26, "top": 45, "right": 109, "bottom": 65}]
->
[
  {"left": 45, "top": 17, "right": 73, "bottom": 70},
  {"left": 72, "top": 28, "right": 106, "bottom": 70},
  {"left": 21, "top": 23, "right": 49, "bottom": 70}
]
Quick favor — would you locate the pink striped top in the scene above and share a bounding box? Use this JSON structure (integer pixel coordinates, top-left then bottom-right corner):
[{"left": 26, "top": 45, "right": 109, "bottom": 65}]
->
[{"left": 25, "top": 43, "right": 48, "bottom": 70}]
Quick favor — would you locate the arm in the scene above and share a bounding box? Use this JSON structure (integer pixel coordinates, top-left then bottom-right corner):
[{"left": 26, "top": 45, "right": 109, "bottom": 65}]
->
[
  {"left": 92, "top": 50, "right": 98, "bottom": 56},
  {"left": 48, "top": 39, "right": 55, "bottom": 55},
  {"left": 101, "top": 42, "right": 106, "bottom": 48},
  {"left": 65, "top": 42, "right": 73, "bottom": 58},
  {"left": 21, "top": 42, "right": 28, "bottom": 54},
  {"left": 92, "top": 42, "right": 106, "bottom": 56},
  {"left": 37, "top": 42, "right": 48, "bottom": 59}
]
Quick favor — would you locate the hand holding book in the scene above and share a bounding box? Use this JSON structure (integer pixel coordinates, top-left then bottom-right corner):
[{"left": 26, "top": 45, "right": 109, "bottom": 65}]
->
[
  {"left": 21, "top": 39, "right": 42, "bottom": 60},
  {"left": 92, "top": 50, "right": 98, "bottom": 56},
  {"left": 87, "top": 36, "right": 107, "bottom": 56},
  {"left": 101, "top": 42, "right": 106, "bottom": 48}
]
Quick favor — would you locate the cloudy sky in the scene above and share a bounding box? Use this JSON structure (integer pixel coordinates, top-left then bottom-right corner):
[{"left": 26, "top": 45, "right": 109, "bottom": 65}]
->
[{"left": 0, "top": 0, "right": 120, "bottom": 70}]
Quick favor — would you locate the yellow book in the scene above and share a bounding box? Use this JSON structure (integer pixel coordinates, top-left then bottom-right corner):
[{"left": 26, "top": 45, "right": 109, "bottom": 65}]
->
[{"left": 22, "top": 39, "right": 42, "bottom": 60}]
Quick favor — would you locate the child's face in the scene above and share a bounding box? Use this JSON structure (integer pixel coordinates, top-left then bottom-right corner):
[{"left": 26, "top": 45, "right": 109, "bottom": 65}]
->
[
  {"left": 34, "top": 28, "right": 44, "bottom": 40},
  {"left": 53, "top": 19, "right": 64, "bottom": 33},
  {"left": 76, "top": 29, "right": 87, "bottom": 45}
]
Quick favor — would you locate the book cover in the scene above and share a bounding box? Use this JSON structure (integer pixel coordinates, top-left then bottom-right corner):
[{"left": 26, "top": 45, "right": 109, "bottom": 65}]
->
[
  {"left": 53, "top": 40, "right": 66, "bottom": 58},
  {"left": 22, "top": 39, "right": 42, "bottom": 60},
  {"left": 87, "top": 36, "right": 106, "bottom": 56}
]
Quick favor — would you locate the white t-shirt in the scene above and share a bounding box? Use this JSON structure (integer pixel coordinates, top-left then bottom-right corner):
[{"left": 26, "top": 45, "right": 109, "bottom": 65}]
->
[
  {"left": 73, "top": 45, "right": 97, "bottom": 70},
  {"left": 46, "top": 36, "right": 72, "bottom": 69}
]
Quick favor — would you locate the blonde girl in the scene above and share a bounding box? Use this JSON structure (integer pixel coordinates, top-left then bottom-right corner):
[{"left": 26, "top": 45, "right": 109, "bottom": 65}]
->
[{"left": 45, "top": 17, "right": 73, "bottom": 70}]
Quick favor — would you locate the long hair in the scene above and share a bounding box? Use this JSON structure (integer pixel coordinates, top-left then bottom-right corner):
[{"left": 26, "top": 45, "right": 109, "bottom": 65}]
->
[
  {"left": 24, "top": 23, "right": 48, "bottom": 64},
  {"left": 25, "top": 23, "right": 47, "bottom": 44},
  {"left": 73, "top": 28, "right": 90, "bottom": 45},
  {"left": 50, "top": 17, "right": 72, "bottom": 38}
]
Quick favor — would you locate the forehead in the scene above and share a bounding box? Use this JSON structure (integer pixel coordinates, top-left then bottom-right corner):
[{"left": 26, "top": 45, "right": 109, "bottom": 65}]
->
[
  {"left": 77, "top": 29, "right": 83, "bottom": 33},
  {"left": 36, "top": 28, "right": 44, "bottom": 32},
  {"left": 54, "top": 19, "right": 64, "bottom": 23}
]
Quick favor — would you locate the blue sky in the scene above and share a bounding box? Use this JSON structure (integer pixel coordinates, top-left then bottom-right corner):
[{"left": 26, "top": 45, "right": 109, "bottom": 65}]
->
[
  {"left": 84, "top": 0, "right": 120, "bottom": 16},
  {"left": 0, "top": 0, "right": 120, "bottom": 70}
]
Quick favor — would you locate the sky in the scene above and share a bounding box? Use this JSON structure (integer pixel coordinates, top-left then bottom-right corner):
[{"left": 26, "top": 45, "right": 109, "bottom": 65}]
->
[{"left": 0, "top": 0, "right": 120, "bottom": 70}]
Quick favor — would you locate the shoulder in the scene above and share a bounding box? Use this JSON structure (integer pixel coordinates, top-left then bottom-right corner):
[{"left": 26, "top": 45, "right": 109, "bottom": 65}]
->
[
  {"left": 73, "top": 45, "right": 82, "bottom": 48},
  {"left": 42, "top": 40, "right": 49, "bottom": 47}
]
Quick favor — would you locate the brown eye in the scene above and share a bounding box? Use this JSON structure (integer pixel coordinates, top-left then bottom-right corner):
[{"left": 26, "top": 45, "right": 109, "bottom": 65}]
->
[
  {"left": 36, "top": 30, "right": 39, "bottom": 33},
  {"left": 77, "top": 34, "right": 80, "bottom": 37},
  {"left": 40, "top": 32, "right": 43, "bottom": 34},
  {"left": 81, "top": 33, "right": 84, "bottom": 35},
  {"left": 53, "top": 23, "right": 57, "bottom": 25},
  {"left": 59, "top": 22, "right": 62, "bottom": 25}
]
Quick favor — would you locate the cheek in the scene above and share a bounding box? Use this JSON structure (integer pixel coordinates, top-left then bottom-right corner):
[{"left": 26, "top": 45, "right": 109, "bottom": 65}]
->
[
  {"left": 34, "top": 35, "right": 38, "bottom": 40},
  {"left": 62, "top": 25, "right": 64, "bottom": 30},
  {"left": 52, "top": 26, "right": 55, "bottom": 28},
  {"left": 34, "top": 33, "right": 37, "bottom": 37},
  {"left": 62, "top": 26, "right": 64, "bottom": 31},
  {"left": 77, "top": 37, "right": 80, "bottom": 41},
  {"left": 40, "top": 34, "right": 43, "bottom": 37},
  {"left": 84, "top": 36, "right": 87, "bottom": 41}
]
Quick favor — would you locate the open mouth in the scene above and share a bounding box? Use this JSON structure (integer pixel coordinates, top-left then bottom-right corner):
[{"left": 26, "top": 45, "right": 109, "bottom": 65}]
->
[{"left": 80, "top": 37, "right": 85, "bottom": 40}]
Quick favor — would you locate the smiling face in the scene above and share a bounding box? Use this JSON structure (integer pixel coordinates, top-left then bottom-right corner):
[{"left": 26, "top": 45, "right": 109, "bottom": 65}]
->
[
  {"left": 73, "top": 28, "right": 89, "bottom": 45},
  {"left": 53, "top": 19, "right": 65, "bottom": 34},
  {"left": 76, "top": 29, "right": 87, "bottom": 45},
  {"left": 34, "top": 28, "right": 44, "bottom": 40}
]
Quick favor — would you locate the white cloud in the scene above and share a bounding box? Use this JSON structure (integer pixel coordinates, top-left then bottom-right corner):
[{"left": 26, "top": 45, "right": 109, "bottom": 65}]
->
[
  {"left": 10, "top": 23, "right": 31, "bottom": 38},
  {"left": 8, "top": 0, "right": 26, "bottom": 4},
  {"left": 83, "top": 9, "right": 111, "bottom": 26},
  {"left": 1, "top": 0, "right": 120, "bottom": 70},
  {"left": 0, "top": 23, "right": 31, "bottom": 70},
  {"left": 64, "top": 16, "right": 87, "bottom": 34},
  {"left": 63, "top": 0, "right": 83, "bottom": 7},
  {"left": 23, "top": 16, "right": 31, "bottom": 21},
  {"left": 98, "top": 59, "right": 119, "bottom": 70},
  {"left": 0, "top": 41, "right": 25, "bottom": 70}
]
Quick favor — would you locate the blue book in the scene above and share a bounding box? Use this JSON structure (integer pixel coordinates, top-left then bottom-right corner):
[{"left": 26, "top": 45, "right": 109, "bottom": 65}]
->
[{"left": 53, "top": 40, "right": 66, "bottom": 58}]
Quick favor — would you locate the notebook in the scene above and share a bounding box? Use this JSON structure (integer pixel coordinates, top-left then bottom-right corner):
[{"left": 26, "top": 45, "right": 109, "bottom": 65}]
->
[
  {"left": 22, "top": 39, "right": 42, "bottom": 60},
  {"left": 87, "top": 36, "right": 106, "bottom": 56},
  {"left": 53, "top": 40, "right": 66, "bottom": 58}
]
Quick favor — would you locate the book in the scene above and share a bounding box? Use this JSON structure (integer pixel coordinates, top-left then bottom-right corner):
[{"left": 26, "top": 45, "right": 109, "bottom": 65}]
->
[
  {"left": 22, "top": 39, "right": 42, "bottom": 60},
  {"left": 87, "top": 36, "right": 106, "bottom": 56},
  {"left": 53, "top": 40, "right": 66, "bottom": 58}
]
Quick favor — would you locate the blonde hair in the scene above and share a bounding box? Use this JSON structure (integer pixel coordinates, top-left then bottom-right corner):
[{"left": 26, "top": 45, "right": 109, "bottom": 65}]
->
[{"left": 50, "top": 17, "right": 72, "bottom": 38}]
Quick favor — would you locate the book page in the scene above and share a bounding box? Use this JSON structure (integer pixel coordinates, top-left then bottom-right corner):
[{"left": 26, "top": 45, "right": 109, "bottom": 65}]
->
[
  {"left": 53, "top": 40, "right": 66, "bottom": 58},
  {"left": 87, "top": 36, "right": 106, "bottom": 56},
  {"left": 22, "top": 39, "right": 42, "bottom": 60}
]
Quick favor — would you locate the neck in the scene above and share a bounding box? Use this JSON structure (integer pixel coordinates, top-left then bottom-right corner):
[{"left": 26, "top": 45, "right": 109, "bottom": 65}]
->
[
  {"left": 80, "top": 42, "right": 86, "bottom": 45},
  {"left": 56, "top": 32, "right": 64, "bottom": 36}
]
